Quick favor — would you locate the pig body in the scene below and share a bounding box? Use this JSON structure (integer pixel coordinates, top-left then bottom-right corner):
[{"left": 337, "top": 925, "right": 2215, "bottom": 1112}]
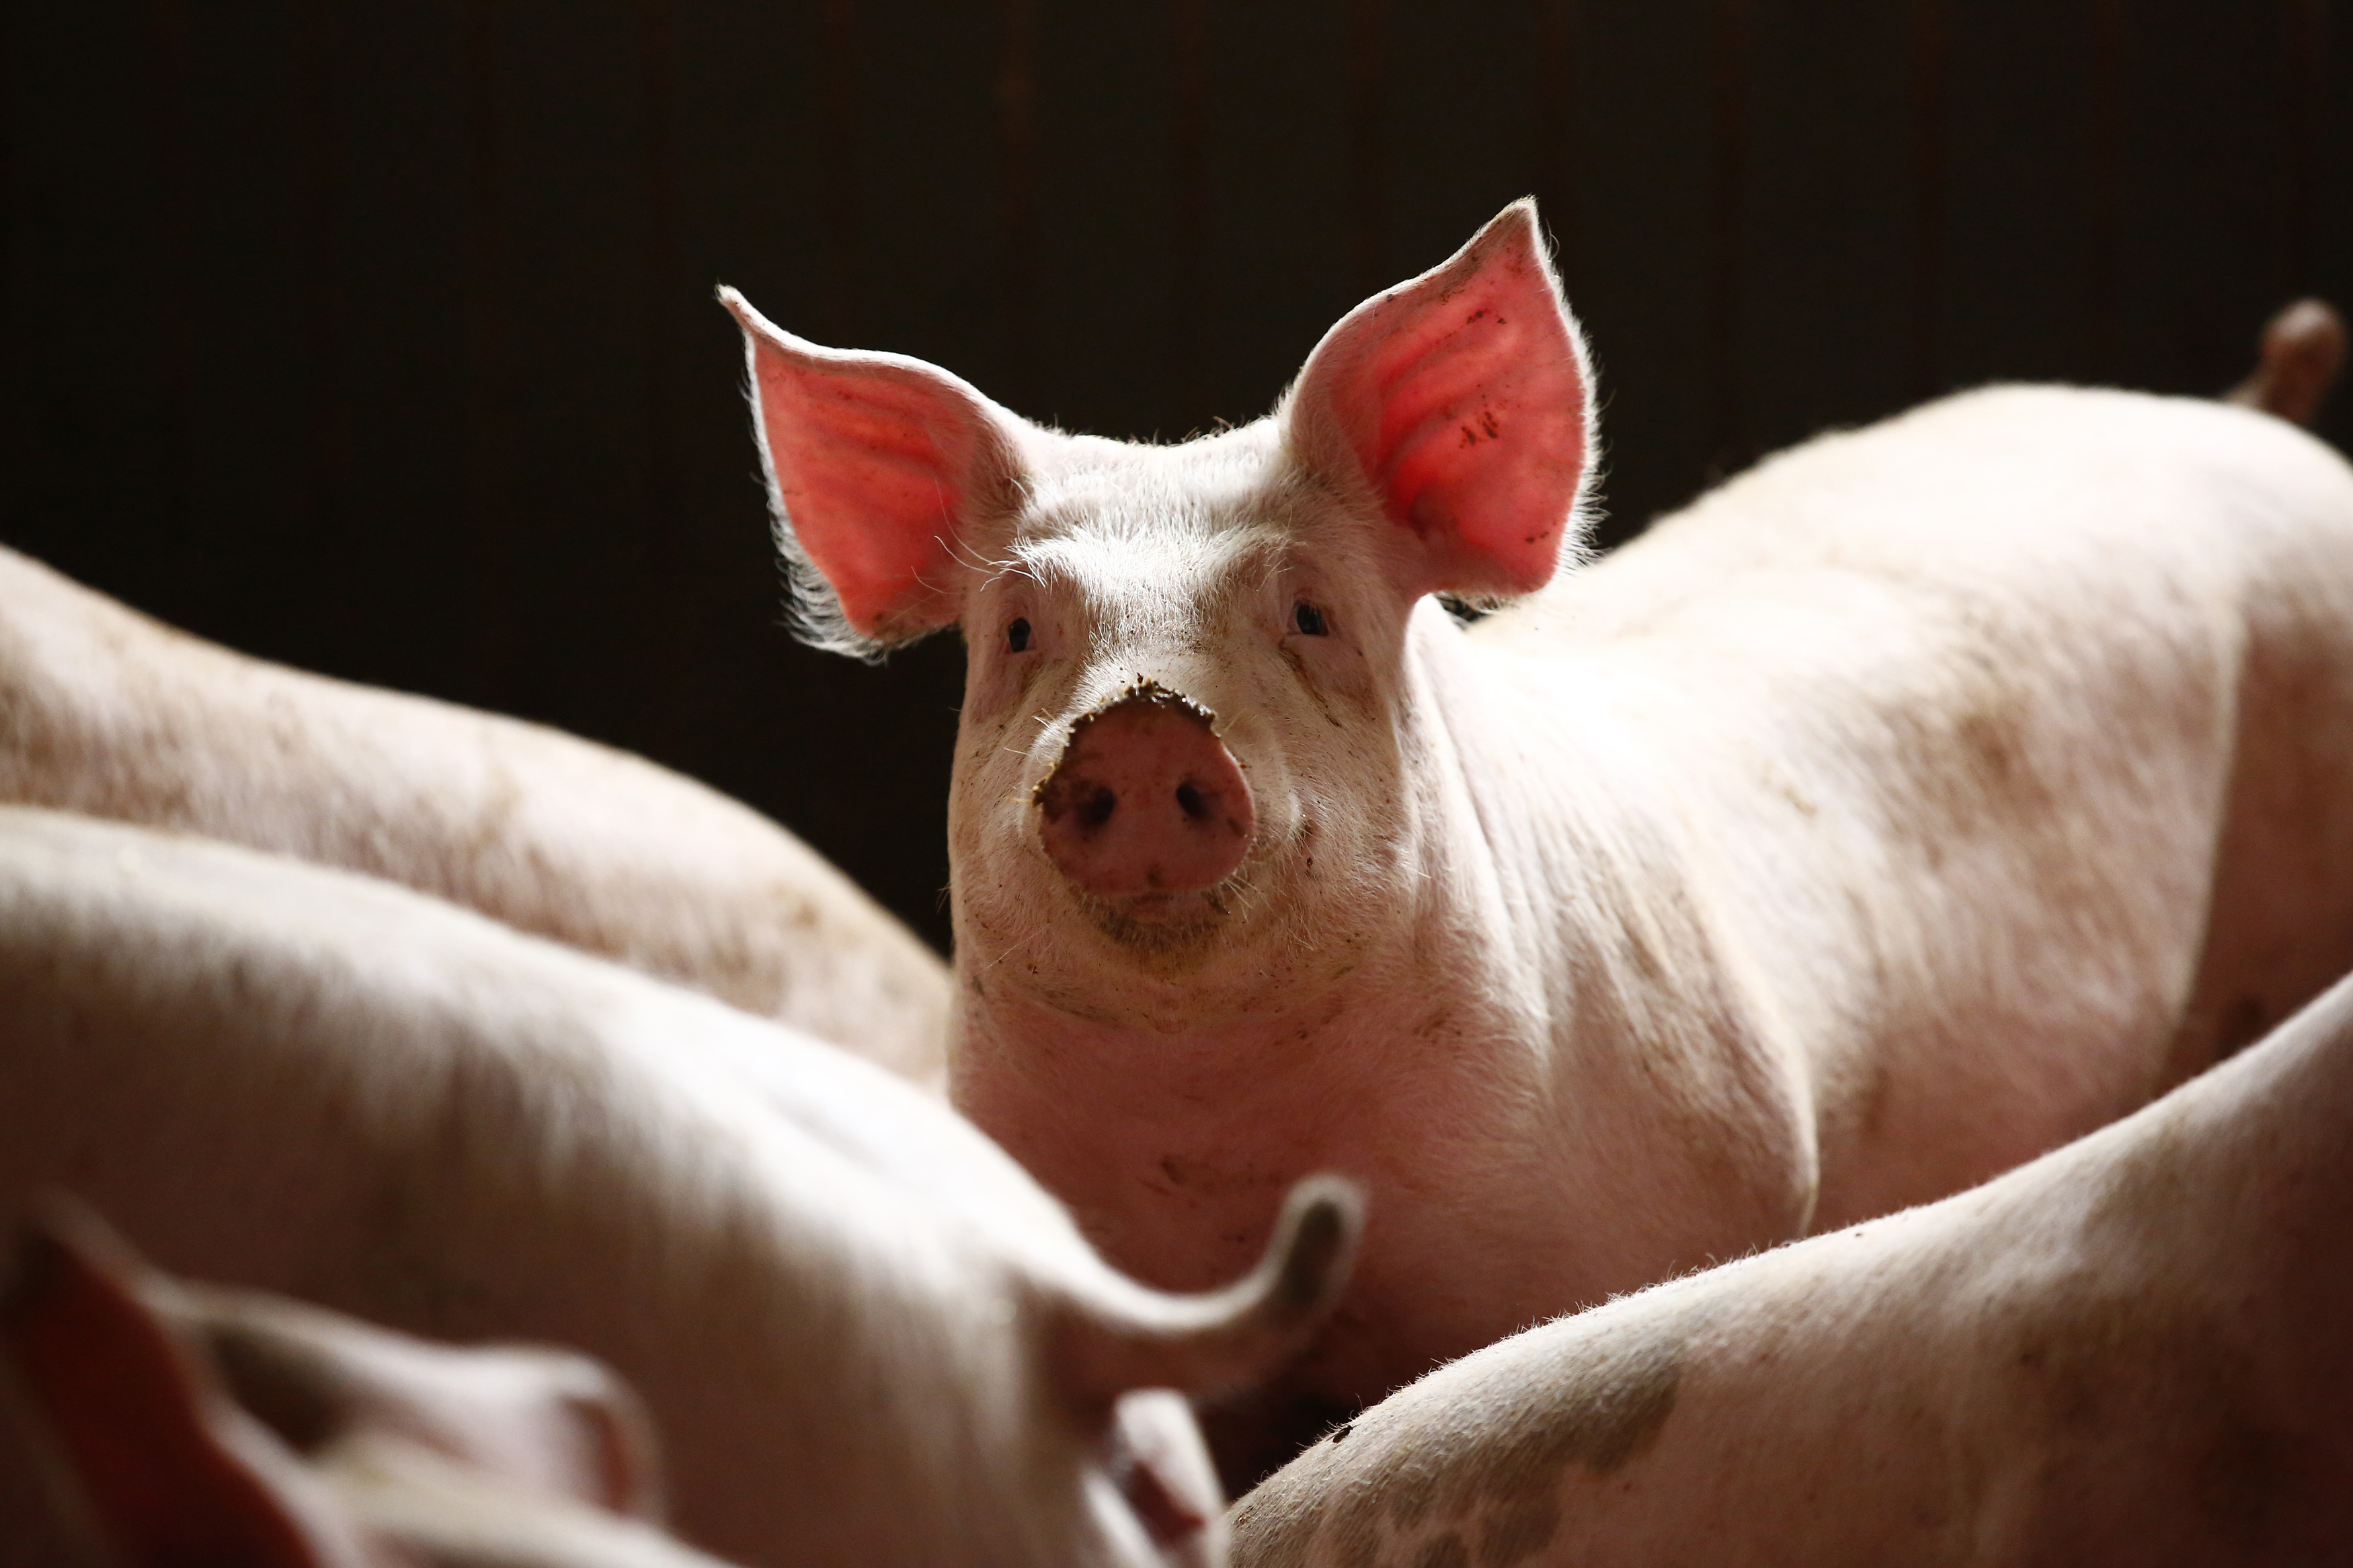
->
[
  {"left": 0, "top": 807, "right": 1357, "bottom": 1568},
  {"left": 723, "top": 203, "right": 2353, "bottom": 1470},
  {"left": 0, "top": 544, "right": 949, "bottom": 1085},
  {"left": 1230, "top": 964, "right": 2353, "bottom": 1567}
]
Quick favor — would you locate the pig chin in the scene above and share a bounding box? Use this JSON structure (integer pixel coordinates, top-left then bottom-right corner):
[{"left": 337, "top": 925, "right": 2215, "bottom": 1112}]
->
[{"left": 1078, "top": 878, "right": 1244, "bottom": 962}]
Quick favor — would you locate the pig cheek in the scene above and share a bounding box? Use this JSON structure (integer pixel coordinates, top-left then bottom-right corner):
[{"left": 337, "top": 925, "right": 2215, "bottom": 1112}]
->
[
  {"left": 1277, "top": 726, "right": 1412, "bottom": 924},
  {"left": 949, "top": 720, "right": 1053, "bottom": 955},
  {"left": 959, "top": 778, "right": 1039, "bottom": 912}
]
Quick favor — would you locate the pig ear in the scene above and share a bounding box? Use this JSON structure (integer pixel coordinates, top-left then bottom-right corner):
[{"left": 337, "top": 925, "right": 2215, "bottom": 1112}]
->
[
  {"left": 1049, "top": 1176, "right": 1361, "bottom": 1406},
  {"left": 1, "top": 1204, "right": 358, "bottom": 1568},
  {"left": 719, "top": 287, "right": 1027, "bottom": 655},
  {"left": 1282, "top": 199, "right": 1595, "bottom": 600}
]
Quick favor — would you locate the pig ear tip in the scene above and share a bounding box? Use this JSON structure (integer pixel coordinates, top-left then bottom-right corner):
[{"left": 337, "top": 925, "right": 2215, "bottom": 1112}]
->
[
  {"left": 716, "top": 285, "right": 763, "bottom": 331},
  {"left": 1486, "top": 198, "right": 1546, "bottom": 251},
  {"left": 717, "top": 287, "right": 795, "bottom": 348}
]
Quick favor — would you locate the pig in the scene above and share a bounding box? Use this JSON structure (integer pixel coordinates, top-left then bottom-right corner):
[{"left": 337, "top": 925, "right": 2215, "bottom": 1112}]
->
[
  {"left": 0, "top": 544, "right": 949, "bottom": 1087},
  {"left": 1230, "top": 961, "right": 2353, "bottom": 1567},
  {"left": 5, "top": 1202, "right": 708, "bottom": 1568},
  {"left": 0, "top": 804, "right": 1361, "bottom": 1568},
  {"left": 719, "top": 198, "right": 2353, "bottom": 1479}
]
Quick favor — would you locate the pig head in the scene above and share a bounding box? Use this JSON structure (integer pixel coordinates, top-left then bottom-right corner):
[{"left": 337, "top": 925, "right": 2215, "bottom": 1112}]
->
[
  {"left": 723, "top": 201, "right": 1589, "bottom": 1014},
  {"left": 720, "top": 202, "right": 1806, "bottom": 1474}
]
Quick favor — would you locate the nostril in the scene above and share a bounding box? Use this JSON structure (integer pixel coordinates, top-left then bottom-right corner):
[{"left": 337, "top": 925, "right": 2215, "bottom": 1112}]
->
[
  {"left": 1078, "top": 786, "right": 1117, "bottom": 829},
  {"left": 1174, "top": 782, "right": 1207, "bottom": 821}
]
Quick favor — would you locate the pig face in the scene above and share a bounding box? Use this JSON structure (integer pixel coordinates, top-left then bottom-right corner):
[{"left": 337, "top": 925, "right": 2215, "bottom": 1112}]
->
[
  {"left": 724, "top": 201, "right": 1593, "bottom": 1029},
  {"left": 948, "top": 429, "right": 1422, "bottom": 1014}
]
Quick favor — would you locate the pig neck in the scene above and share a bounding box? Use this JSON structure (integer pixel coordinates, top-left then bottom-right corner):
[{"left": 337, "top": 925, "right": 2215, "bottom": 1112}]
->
[
  {"left": 1392, "top": 597, "right": 1786, "bottom": 1099},
  {"left": 951, "top": 599, "right": 1797, "bottom": 1271}
]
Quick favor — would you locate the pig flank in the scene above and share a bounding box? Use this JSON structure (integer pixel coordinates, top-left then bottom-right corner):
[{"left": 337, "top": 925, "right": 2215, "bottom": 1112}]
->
[
  {"left": 0, "top": 807, "right": 1361, "bottom": 1568},
  {"left": 723, "top": 200, "right": 2353, "bottom": 1473},
  {"left": 1230, "top": 965, "right": 2353, "bottom": 1567}
]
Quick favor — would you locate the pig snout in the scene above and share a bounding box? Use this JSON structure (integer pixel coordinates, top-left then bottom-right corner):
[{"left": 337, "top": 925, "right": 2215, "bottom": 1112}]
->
[{"left": 1036, "top": 693, "right": 1254, "bottom": 898}]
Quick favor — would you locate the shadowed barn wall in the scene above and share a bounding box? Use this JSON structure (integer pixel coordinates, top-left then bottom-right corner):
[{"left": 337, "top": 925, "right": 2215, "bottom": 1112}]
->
[{"left": 0, "top": 1, "right": 2344, "bottom": 950}]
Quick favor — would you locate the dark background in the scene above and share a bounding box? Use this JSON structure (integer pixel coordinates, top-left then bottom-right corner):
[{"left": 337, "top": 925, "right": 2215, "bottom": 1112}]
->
[{"left": 0, "top": 1, "right": 2343, "bottom": 952}]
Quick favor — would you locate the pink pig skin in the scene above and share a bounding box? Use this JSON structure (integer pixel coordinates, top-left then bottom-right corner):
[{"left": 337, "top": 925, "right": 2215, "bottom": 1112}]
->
[{"left": 724, "top": 202, "right": 2353, "bottom": 1481}]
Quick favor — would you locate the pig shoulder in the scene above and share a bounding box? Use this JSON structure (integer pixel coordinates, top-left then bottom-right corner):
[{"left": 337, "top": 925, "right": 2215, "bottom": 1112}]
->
[{"left": 1462, "top": 384, "right": 2353, "bottom": 1221}]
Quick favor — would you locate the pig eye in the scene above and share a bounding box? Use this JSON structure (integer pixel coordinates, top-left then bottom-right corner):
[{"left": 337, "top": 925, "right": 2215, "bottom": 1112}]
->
[
  {"left": 1006, "top": 618, "right": 1032, "bottom": 653},
  {"left": 1291, "top": 602, "right": 1329, "bottom": 637}
]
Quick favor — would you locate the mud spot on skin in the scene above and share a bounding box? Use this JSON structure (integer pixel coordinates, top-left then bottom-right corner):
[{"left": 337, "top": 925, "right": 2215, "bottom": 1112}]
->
[
  {"left": 1474, "top": 1503, "right": 1561, "bottom": 1567},
  {"left": 1411, "top": 1534, "right": 1469, "bottom": 1568},
  {"left": 1455, "top": 1328, "right": 1677, "bottom": 1489},
  {"left": 1885, "top": 627, "right": 2055, "bottom": 854},
  {"left": 1154, "top": 1153, "right": 1291, "bottom": 1201},
  {"left": 1235, "top": 1313, "right": 1688, "bottom": 1567},
  {"left": 1278, "top": 640, "right": 1357, "bottom": 732},
  {"left": 1855, "top": 1057, "right": 1892, "bottom": 1141},
  {"left": 2004, "top": 1260, "right": 2315, "bottom": 1549},
  {"left": 1621, "top": 923, "right": 1667, "bottom": 983},
  {"left": 1238, "top": 1502, "right": 1320, "bottom": 1568},
  {"left": 1768, "top": 775, "right": 1820, "bottom": 818},
  {"left": 1457, "top": 411, "right": 1505, "bottom": 448},
  {"left": 1954, "top": 702, "right": 2023, "bottom": 785},
  {"left": 1088, "top": 896, "right": 1234, "bottom": 966},
  {"left": 1330, "top": 1501, "right": 1383, "bottom": 1568}
]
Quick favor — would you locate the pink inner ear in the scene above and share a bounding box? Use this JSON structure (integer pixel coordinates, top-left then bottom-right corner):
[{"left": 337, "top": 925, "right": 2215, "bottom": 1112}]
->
[
  {"left": 1293, "top": 202, "right": 1591, "bottom": 597},
  {"left": 726, "top": 291, "right": 1013, "bottom": 638}
]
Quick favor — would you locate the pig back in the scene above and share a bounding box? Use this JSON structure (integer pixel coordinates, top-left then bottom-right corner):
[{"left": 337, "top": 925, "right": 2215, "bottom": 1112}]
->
[
  {"left": 0, "top": 807, "right": 1100, "bottom": 1568},
  {"left": 0, "top": 544, "right": 950, "bottom": 1086},
  {"left": 1468, "top": 386, "right": 2353, "bottom": 1223}
]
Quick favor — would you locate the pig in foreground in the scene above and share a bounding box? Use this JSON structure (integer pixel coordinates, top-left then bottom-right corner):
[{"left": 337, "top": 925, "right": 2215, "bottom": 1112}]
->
[
  {"left": 0, "top": 544, "right": 949, "bottom": 1087},
  {"left": 1231, "top": 962, "right": 2353, "bottom": 1567},
  {"left": 5, "top": 1203, "right": 722, "bottom": 1568},
  {"left": 722, "top": 200, "right": 2353, "bottom": 1477},
  {"left": 0, "top": 806, "right": 1360, "bottom": 1568}
]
